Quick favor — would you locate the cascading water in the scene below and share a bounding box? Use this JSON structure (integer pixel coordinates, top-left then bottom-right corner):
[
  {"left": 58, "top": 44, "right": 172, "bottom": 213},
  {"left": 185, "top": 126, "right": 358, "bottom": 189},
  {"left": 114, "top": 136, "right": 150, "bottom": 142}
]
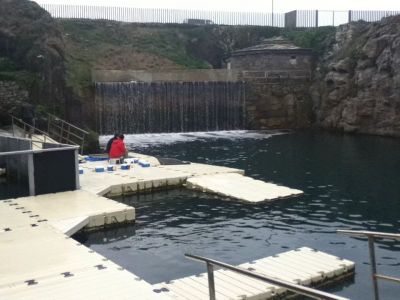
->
[{"left": 95, "top": 81, "right": 246, "bottom": 134}]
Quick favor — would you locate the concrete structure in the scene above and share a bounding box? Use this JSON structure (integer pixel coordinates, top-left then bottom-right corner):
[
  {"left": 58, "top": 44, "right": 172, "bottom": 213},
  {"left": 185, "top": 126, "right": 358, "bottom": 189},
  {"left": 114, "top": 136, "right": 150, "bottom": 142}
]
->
[
  {"left": 226, "top": 37, "right": 314, "bottom": 130},
  {"left": 92, "top": 69, "right": 239, "bottom": 83},
  {"left": 228, "top": 37, "right": 313, "bottom": 74}
]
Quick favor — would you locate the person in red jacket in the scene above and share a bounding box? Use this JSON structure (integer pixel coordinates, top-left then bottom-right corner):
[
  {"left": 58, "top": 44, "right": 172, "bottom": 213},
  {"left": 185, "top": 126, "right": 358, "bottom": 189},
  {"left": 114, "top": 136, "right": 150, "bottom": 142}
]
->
[{"left": 109, "top": 134, "right": 128, "bottom": 160}]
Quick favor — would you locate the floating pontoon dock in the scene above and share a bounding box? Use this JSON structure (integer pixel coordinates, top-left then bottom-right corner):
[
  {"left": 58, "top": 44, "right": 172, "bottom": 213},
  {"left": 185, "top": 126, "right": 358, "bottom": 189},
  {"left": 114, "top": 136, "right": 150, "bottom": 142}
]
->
[
  {"left": 80, "top": 152, "right": 303, "bottom": 202},
  {"left": 153, "top": 247, "right": 355, "bottom": 300},
  {"left": 0, "top": 149, "right": 355, "bottom": 299}
]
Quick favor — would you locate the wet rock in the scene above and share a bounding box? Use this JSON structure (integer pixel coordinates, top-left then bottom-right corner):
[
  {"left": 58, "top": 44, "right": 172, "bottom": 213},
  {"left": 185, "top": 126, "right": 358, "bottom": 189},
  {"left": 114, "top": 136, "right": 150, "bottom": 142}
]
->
[{"left": 312, "top": 15, "right": 400, "bottom": 137}]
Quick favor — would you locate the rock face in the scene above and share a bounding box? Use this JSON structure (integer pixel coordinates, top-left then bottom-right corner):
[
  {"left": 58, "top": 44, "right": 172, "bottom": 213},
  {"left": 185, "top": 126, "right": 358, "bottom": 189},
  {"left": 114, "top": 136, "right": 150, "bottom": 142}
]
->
[
  {"left": 0, "top": 0, "right": 66, "bottom": 121},
  {"left": 312, "top": 16, "right": 400, "bottom": 137},
  {"left": 246, "top": 79, "right": 312, "bottom": 130}
]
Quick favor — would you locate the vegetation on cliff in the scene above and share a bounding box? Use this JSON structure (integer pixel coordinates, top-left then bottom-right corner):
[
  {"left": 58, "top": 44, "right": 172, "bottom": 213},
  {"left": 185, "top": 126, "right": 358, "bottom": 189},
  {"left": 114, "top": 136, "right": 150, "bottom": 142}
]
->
[
  {"left": 0, "top": 0, "right": 335, "bottom": 134},
  {"left": 0, "top": 0, "right": 67, "bottom": 124},
  {"left": 59, "top": 19, "right": 335, "bottom": 96}
]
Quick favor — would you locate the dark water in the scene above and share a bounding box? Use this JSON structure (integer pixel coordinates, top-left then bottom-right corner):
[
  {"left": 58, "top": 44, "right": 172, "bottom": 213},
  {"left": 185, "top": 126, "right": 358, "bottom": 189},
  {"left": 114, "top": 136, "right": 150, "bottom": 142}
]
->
[
  {"left": 76, "top": 131, "right": 400, "bottom": 299},
  {"left": 95, "top": 82, "right": 246, "bottom": 134}
]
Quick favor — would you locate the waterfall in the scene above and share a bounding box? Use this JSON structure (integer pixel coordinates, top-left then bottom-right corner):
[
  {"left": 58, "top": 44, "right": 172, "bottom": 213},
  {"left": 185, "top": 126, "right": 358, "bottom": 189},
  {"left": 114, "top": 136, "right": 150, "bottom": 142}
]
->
[{"left": 95, "top": 81, "right": 247, "bottom": 134}]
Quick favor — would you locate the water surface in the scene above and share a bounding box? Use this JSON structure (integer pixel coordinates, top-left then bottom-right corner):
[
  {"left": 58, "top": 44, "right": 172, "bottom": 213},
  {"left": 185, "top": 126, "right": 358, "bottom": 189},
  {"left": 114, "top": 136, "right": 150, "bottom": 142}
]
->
[{"left": 77, "top": 131, "right": 400, "bottom": 299}]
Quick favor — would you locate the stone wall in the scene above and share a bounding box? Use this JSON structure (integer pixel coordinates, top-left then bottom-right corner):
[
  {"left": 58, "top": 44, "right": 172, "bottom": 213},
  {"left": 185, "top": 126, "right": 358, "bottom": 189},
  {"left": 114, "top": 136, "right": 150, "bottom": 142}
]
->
[
  {"left": 230, "top": 51, "right": 313, "bottom": 71},
  {"left": 0, "top": 81, "right": 29, "bottom": 125},
  {"left": 245, "top": 78, "right": 312, "bottom": 129},
  {"left": 92, "top": 69, "right": 239, "bottom": 83}
]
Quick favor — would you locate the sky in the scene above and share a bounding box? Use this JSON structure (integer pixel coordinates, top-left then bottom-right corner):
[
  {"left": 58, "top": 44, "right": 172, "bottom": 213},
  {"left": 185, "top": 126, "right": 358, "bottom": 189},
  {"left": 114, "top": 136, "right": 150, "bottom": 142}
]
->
[{"left": 33, "top": 0, "right": 400, "bottom": 13}]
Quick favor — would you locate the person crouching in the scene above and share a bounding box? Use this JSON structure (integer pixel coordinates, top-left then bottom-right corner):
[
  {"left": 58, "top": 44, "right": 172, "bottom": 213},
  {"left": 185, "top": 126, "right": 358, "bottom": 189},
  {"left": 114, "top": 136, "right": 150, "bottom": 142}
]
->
[{"left": 109, "top": 134, "right": 128, "bottom": 164}]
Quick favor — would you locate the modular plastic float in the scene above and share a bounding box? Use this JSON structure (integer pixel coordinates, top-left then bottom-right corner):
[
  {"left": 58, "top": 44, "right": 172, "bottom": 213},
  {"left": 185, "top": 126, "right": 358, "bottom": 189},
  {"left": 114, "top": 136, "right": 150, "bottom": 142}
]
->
[
  {"left": 124, "top": 158, "right": 139, "bottom": 164},
  {"left": 121, "top": 164, "right": 130, "bottom": 170},
  {"left": 95, "top": 166, "right": 105, "bottom": 173},
  {"left": 138, "top": 160, "right": 150, "bottom": 167},
  {"left": 107, "top": 165, "right": 116, "bottom": 172}
]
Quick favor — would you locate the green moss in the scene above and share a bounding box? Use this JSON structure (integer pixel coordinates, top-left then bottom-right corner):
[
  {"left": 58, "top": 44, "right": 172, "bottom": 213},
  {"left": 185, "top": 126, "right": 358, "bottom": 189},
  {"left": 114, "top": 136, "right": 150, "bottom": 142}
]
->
[
  {"left": 283, "top": 27, "right": 336, "bottom": 55},
  {"left": 0, "top": 70, "right": 39, "bottom": 89},
  {"left": 56, "top": 20, "right": 337, "bottom": 105},
  {"left": 0, "top": 57, "right": 17, "bottom": 72}
]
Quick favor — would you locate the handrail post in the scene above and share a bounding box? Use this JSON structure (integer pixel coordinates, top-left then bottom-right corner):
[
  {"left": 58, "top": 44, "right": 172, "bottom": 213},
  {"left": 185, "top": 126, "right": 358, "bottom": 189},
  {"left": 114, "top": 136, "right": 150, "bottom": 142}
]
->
[
  {"left": 81, "top": 136, "right": 85, "bottom": 155},
  {"left": 206, "top": 262, "right": 216, "bottom": 300},
  {"left": 368, "top": 236, "right": 380, "bottom": 300},
  {"left": 11, "top": 116, "right": 15, "bottom": 136},
  {"left": 47, "top": 114, "right": 51, "bottom": 136}
]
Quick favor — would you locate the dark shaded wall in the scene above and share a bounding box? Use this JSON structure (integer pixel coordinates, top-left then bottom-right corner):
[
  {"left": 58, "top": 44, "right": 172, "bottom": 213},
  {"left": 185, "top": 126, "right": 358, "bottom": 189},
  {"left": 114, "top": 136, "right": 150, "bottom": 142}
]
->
[{"left": 244, "top": 78, "right": 312, "bottom": 129}]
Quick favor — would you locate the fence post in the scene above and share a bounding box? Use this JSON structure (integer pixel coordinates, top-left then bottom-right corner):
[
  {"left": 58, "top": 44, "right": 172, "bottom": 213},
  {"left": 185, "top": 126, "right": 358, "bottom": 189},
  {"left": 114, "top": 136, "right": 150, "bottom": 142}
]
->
[
  {"left": 348, "top": 10, "right": 352, "bottom": 23},
  {"left": 315, "top": 10, "right": 319, "bottom": 27},
  {"left": 27, "top": 152, "right": 35, "bottom": 196},
  {"left": 74, "top": 149, "right": 80, "bottom": 189}
]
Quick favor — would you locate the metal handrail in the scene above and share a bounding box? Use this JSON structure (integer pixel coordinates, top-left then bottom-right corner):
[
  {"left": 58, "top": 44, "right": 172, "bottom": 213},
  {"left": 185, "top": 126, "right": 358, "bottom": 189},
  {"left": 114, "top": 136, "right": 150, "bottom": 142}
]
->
[
  {"left": 337, "top": 230, "right": 400, "bottom": 240},
  {"left": 49, "top": 124, "right": 84, "bottom": 141},
  {"left": 11, "top": 116, "right": 50, "bottom": 138},
  {"left": 11, "top": 116, "right": 51, "bottom": 149},
  {"left": 337, "top": 229, "right": 400, "bottom": 300},
  {"left": 47, "top": 113, "right": 88, "bottom": 154},
  {"left": 47, "top": 113, "right": 89, "bottom": 135},
  {"left": 0, "top": 145, "right": 79, "bottom": 157},
  {"left": 185, "top": 253, "right": 349, "bottom": 300}
]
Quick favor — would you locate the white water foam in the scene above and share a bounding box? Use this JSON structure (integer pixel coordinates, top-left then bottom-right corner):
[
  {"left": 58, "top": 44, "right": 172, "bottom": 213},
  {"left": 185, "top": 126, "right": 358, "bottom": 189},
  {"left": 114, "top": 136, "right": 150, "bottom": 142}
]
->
[{"left": 100, "top": 130, "right": 288, "bottom": 148}]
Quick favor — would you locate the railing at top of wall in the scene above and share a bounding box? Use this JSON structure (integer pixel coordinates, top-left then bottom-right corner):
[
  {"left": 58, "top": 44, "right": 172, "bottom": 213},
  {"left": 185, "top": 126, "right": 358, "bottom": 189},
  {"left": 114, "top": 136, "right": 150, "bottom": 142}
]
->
[
  {"left": 285, "top": 10, "right": 400, "bottom": 28},
  {"left": 39, "top": 3, "right": 284, "bottom": 27},
  {"left": 38, "top": 4, "right": 400, "bottom": 28}
]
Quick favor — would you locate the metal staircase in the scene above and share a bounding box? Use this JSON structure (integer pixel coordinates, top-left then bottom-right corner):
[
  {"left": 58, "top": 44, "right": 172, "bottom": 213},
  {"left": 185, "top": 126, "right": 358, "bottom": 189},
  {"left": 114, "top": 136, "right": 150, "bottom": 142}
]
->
[
  {"left": 10, "top": 114, "right": 88, "bottom": 154},
  {"left": 46, "top": 114, "right": 88, "bottom": 154}
]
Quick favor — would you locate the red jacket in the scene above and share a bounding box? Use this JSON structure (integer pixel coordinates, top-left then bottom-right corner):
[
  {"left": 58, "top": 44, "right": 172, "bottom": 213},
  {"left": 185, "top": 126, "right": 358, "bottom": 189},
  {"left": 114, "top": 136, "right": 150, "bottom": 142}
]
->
[{"left": 109, "top": 138, "right": 126, "bottom": 158}]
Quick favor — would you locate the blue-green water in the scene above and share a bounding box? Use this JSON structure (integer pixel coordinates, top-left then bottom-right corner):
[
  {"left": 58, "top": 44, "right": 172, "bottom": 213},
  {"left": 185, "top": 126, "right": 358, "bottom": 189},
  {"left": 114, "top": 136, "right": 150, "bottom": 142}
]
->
[{"left": 77, "top": 131, "right": 400, "bottom": 299}]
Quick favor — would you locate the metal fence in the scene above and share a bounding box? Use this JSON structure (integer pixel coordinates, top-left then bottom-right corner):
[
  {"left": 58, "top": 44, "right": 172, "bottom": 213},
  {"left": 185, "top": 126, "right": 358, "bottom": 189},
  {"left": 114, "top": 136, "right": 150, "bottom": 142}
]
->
[
  {"left": 38, "top": 4, "right": 400, "bottom": 28},
  {"left": 39, "top": 4, "right": 285, "bottom": 27},
  {"left": 285, "top": 10, "right": 400, "bottom": 28}
]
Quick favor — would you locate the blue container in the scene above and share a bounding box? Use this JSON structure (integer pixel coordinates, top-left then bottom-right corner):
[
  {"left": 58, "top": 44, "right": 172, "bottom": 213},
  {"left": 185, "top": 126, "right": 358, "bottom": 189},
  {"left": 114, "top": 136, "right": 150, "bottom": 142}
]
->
[
  {"left": 107, "top": 165, "right": 115, "bottom": 172},
  {"left": 95, "top": 167, "right": 105, "bottom": 173},
  {"left": 86, "top": 156, "right": 109, "bottom": 162},
  {"left": 79, "top": 168, "right": 84, "bottom": 175},
  {"left": 139, "top": 161, "right": 150, "bottom": 168},
  {"left": 121, "top": 164, "right": 130, "bottom": 170}
]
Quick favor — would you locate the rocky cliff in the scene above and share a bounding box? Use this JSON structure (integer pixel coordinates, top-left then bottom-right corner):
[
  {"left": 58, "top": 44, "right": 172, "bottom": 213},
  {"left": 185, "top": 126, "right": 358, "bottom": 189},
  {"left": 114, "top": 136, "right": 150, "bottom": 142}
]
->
[
  {"left": 0, "top": 0, "right": 66, "bottom": 123},
  {"left": 312, "top": 16, "right": 400, "bottom": 137}
]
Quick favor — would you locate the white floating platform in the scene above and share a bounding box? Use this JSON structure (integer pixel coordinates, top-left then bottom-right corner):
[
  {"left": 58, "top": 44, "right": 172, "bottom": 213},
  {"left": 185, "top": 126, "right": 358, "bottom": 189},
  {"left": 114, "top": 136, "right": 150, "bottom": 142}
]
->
[
  {"left": 80, "top": 152, "right": 302, "bottom": 203},
  {"left": 0, "top": 224, "right": 171, "bottom": 300},
  {"left": 153, "top": 247, "right": 355, "bottom": 300},
  {"left": 1, "top": 190, "right": 135, "bottom": 234},
  {"left": 186, "top": 173, "right": 303, "bottom": 203}
]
